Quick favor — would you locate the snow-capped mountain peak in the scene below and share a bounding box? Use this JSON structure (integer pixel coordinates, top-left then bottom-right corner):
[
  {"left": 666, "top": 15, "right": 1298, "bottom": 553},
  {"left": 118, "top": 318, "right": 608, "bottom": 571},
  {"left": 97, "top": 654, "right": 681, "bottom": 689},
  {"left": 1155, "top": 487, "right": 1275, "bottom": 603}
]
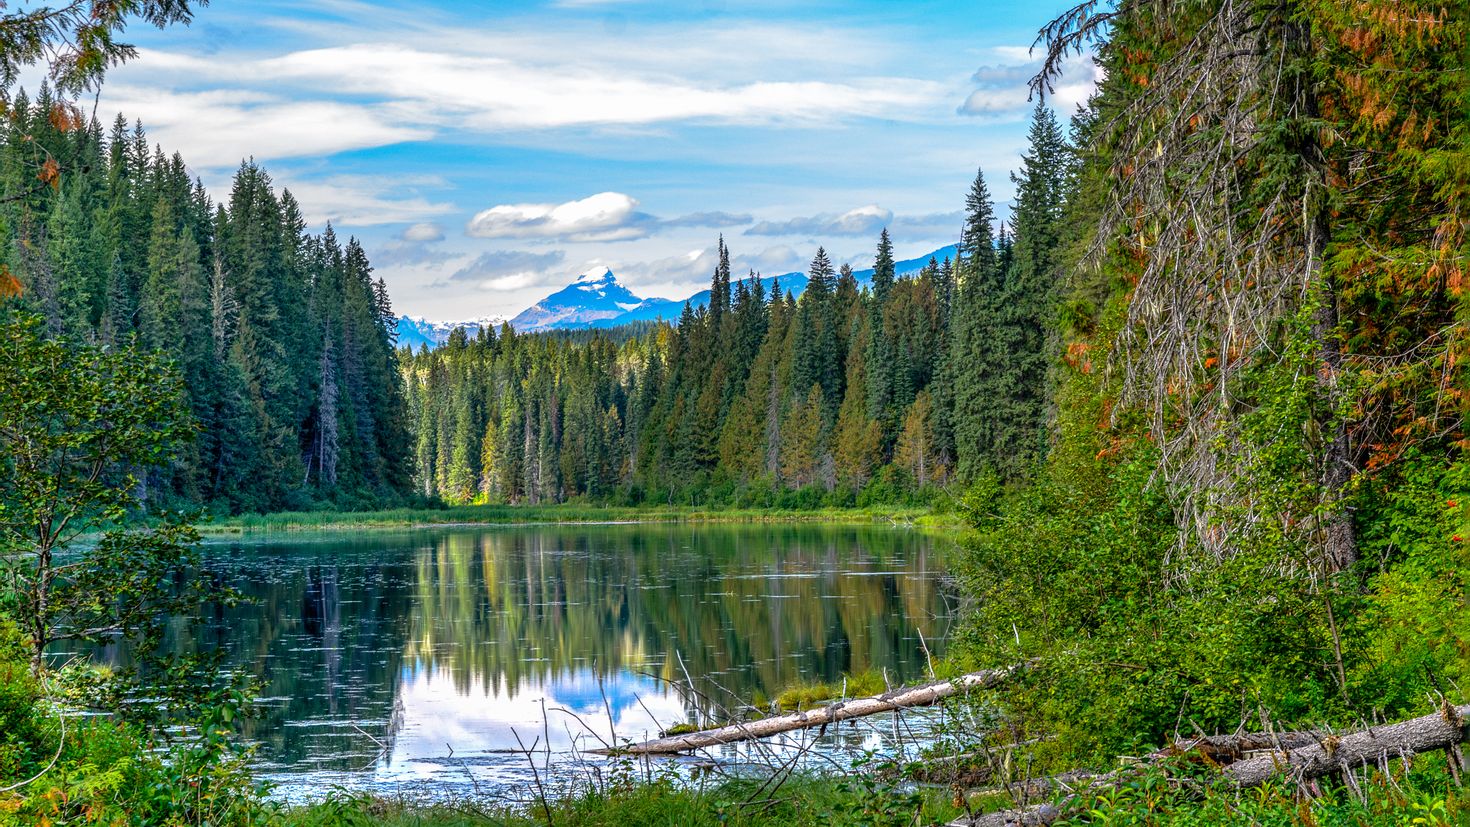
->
[
  {"left": 576, "top": 265, "right": 614, "bottom": 284},
  {"left": 510, "top": 266, "right": 653, "bottom": 332},
  {"left": 394, "top": 314, "right": 507, "bottom": 350}
]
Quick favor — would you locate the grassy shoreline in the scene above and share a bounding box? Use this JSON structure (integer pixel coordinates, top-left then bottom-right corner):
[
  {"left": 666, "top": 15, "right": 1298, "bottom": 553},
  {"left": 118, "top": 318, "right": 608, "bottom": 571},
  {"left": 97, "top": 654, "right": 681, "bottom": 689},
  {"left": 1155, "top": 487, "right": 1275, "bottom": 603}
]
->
[{"left": 197, "top": 503, "right": 963, "bottom": 534}]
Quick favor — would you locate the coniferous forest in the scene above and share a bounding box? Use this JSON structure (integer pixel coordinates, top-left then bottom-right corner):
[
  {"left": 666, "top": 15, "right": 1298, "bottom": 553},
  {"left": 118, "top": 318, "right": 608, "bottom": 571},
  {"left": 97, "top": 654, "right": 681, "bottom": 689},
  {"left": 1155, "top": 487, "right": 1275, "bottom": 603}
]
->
[
  {"left": 1, "top": 91, "right": 412, "bottom": 514},
  {"left": 1, "top": 1, "right": 1469, "bottom": 825},
  {"left": 400, "top": 108, "right": 1068, "bottom": 508}
]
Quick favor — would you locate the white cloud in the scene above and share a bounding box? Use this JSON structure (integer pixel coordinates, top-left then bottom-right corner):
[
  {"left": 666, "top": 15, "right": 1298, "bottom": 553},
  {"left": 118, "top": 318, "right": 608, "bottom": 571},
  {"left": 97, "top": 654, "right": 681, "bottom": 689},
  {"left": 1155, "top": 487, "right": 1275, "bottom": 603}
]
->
[
  {"left": 400, "top": 222, "right": 445, "bottom": 242},
  {"left": 617, "top": 242, "right": 810, "bottom": 300},
  {"left": 270, "top": 44, "right": 938, "bottom": 130},
  {"left": 275, "top": 176, "right": 454, "bottom": 227},
  {"left": 892, "top": 211, "right": 962, "bottom": 238},
  {"left": 463, "top": 194, "right": 755, "bottom": 242},
  {"left": 99, "top": 85, "right": 428, "bottom": 169},
  {"left": 746, "top": 205, "right": 894, "bottom": 237},
  {"left": 448, "top": 250, "right": 569, "bottom": 291},
  {"left": 465, "top": 192, "right": 655, "bottom": 242},
  {"left": 119, "top": 21, "right": 947, "bottom": 138},
  {"left": 663, "top": 211, "right": 753, "bottom": 229}
]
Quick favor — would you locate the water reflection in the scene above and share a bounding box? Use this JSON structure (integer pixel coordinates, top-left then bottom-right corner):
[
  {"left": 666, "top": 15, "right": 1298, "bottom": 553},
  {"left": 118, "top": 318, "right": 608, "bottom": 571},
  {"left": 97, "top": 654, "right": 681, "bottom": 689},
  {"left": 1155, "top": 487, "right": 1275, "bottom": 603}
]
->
[{"left": 161, "top": 524, "right": 953, "bottom": 797}]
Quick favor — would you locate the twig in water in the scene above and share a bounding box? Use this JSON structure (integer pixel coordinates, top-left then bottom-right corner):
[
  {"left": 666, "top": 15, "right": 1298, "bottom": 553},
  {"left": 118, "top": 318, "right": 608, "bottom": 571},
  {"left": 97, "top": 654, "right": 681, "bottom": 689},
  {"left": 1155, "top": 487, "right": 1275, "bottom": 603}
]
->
[{"left": 511, "top": 729, "right": 555, "bottom": 827}]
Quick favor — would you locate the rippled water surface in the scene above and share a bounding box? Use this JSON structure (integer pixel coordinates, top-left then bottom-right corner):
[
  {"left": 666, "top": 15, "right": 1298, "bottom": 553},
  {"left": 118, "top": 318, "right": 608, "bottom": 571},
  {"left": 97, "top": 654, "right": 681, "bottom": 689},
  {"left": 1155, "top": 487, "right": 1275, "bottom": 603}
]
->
[{"left": 161, "top": 523, "right": 955, "bottom": 800}]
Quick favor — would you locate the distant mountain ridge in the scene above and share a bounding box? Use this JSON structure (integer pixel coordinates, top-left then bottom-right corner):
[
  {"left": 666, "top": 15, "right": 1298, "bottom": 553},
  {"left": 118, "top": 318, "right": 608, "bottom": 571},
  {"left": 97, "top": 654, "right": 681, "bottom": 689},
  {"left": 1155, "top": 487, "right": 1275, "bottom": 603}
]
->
[
  {"left": 395, "top": 315, "right": 506, "bottom": 350},
  {"left": 400, "top": 245, "right": 960, "bottom": 344},
  {"left": 592, "top": 244, "right": 960, "bottom": 329}
]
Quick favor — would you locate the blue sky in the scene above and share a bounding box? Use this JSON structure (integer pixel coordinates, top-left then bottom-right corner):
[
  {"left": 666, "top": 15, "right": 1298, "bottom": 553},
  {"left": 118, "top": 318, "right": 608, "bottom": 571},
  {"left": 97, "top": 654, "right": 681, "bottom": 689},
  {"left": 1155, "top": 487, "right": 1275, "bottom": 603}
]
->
[{"left": 104, "top": 0, "right": 1097, "bottom": 321}]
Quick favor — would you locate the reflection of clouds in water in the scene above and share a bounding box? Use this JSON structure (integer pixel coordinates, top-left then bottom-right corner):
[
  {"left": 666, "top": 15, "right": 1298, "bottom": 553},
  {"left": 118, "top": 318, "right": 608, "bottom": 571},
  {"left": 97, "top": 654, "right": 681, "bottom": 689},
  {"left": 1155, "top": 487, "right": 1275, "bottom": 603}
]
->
[{"left": 378, "top": 666, "right": 683, "bottom": 782}]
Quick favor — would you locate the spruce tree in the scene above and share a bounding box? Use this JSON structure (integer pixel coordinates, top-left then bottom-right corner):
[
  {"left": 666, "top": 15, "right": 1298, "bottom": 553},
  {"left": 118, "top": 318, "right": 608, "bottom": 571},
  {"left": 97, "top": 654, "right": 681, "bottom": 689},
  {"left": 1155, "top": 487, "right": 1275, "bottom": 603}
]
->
[
  {"left": 995, "top": 102, "right": 1068, "bottom": 477},
  {"left": 950, "top": 168, "right": 1003, "bottom": 481}
]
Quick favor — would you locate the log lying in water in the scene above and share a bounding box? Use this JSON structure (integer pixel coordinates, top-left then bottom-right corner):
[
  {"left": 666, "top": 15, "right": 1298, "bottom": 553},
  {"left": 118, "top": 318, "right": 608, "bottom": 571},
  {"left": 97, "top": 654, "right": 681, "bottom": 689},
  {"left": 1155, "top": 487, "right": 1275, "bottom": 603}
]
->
[
  {"left": 591, "top": 665, "right": 1023, "bottom": 757},
  {"left": 951, "top": 704, "right": 1470, "bottom": 827}
]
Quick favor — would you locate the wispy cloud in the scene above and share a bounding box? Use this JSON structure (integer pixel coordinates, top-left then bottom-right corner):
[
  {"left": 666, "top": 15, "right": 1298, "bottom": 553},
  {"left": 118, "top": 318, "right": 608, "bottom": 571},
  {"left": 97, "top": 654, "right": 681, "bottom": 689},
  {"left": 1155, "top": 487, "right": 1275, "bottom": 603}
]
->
[
  {"left": 892, "top": 210, "right": 962, "bottom": 238},
  {"left": 123, "top": 26, "right": 947, "bottom": 138},
  {"left": 373, "top": 221, "right": 453, "bottom": 268},
  {"left": 400, "top": 222, "right": 445, "bottom": 242},
  {"left": 448, "top": 249, "right": 569, "bottom": 291},
  {"left": 273, "top": 175, "right": 454, "bottom": 227},
  {"left": 744, "top": 205, "right": 960, "bottom": 242},
  {"left": 747, "top": 205, "right": 893, "bottom": 237},
  {"left": 101, "top": 85, "right": 428, "bottom": 169},
  {"left": 664, "top": 211, "right": 754, "bottom": 229},
  {"left": 617, "top": 242, "right": 810, "bottom": 300},
  {"left": 958, "top": 48, "right": 1101, "bottom": 117}
]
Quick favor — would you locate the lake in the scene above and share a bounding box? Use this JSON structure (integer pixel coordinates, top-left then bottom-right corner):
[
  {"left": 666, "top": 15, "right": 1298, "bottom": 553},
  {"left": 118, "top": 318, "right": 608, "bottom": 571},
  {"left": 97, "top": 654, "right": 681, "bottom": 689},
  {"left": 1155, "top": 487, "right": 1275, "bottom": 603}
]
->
[{"left": 159, "top": 523, "right": 956, "bottom": 801}]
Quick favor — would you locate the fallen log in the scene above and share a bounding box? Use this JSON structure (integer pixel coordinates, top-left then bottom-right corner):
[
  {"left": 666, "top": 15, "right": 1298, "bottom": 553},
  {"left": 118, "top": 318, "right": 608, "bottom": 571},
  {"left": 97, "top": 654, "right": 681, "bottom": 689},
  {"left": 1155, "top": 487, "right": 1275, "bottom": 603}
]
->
[
  {"left": 950, "top": 705, "right": 1470, "bottom": 827},
  {"left": 1224, "top": 705, "right": 1468, "bottom": 788},
  {"left": 942, "top": 730, "right": 1327, "bottom": 800},
  {"left": 591, "top": 664, "right": 1024, "bottom": 756}
]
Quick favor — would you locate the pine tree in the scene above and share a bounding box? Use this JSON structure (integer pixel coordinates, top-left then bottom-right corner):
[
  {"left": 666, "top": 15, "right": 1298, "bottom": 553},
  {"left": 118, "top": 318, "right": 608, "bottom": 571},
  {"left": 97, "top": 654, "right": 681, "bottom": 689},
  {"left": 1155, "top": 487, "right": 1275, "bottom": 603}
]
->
[
  {"left": 780, "top": 385, "right": 824, "bottom": 488},
  {"left": 865, "top": 231, "right": 900, "bottom": 450},
  {"left": 833, "top": 317, "right": 881, "bottom": 487},
  {"left": 994, "top": 102, "right": 1068, "bottom": 477},
  {"left": 950, "top": 167, "right": 1003, "bottom": 481}
]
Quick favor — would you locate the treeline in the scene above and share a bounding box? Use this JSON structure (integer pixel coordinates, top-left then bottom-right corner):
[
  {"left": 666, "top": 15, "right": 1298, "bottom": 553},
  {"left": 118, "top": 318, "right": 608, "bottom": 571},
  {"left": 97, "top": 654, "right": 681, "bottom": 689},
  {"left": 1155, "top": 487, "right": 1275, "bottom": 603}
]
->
[
  {"left": 402, "top": 106, "right": 1071, "bottom": 506},
  {"left": 0, "top": 88, "right": 412, "bottom": 514}
]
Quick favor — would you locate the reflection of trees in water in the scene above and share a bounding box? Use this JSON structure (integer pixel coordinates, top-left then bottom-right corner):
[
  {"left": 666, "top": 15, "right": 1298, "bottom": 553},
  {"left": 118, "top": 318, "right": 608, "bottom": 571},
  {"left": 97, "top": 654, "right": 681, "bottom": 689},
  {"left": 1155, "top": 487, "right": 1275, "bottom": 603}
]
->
[
  {"left": 158, "top": 526, "right": 950, "bottom": 772},
  {"left": 405, "top": 525, "right": 950, "bottom": 707}
]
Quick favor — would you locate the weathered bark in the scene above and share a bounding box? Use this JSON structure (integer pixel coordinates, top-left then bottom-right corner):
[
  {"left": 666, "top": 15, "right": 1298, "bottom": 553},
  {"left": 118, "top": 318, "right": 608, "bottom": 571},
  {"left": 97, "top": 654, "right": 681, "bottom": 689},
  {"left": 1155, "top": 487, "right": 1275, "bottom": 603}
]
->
[
  {"left": 940, "top": 730, "right": 1329, "bottom": 810},
  {"left": 951, "top": 707, "right": 1470, "bottom": 827},
  {"left": 592, "top": 666, "right": 1023, "bottom": 756},
  {"left": 1289, "top": 7, "right": 1356, "bottom": 574},
  {"left": 1223, "top": 706, "right": 1468, "bottom": 788}
]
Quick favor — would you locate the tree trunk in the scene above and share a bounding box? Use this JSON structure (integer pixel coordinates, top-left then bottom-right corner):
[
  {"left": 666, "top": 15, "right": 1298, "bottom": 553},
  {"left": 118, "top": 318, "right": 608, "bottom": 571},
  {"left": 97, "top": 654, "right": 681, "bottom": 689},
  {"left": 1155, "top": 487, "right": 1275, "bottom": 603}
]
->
[
  {"left": 952, "top": 706, "right": 1470, "bottom": 827},
  {"left": 1291, "top": 6, "right": 1356, "bottom": 574},
  {"left": 591, "top": 665, "right": 1023, "bottom": 756}
]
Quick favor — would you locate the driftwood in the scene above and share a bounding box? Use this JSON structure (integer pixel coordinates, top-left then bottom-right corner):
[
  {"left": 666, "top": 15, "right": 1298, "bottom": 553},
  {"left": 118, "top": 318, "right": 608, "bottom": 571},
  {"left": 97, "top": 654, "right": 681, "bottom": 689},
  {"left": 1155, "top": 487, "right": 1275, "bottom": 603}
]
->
[
  {"left": 951, "top": 705, "right": 1470, "bottom": 827},
  {"left": 591, "top": 665, "right": 1023, "bottom": 756}
]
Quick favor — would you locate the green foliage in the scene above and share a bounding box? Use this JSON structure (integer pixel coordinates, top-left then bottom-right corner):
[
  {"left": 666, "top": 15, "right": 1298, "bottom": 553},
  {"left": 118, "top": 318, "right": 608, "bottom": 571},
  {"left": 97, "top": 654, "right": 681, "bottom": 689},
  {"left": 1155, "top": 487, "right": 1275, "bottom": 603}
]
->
[
  {"left": 0, "top": 620, "right": 273, "bottom": 827},
  {"left": 770, "top": 669, "right": 891, "bottom": 712},
  {"left": 1054, "top": 758, "right": 1466, "bottom": 827},
  {"left": 0, "top": 104, "right": 411, "bottom": 516},
  {"left": 283, "top": 774, "right": 961, "bottom": 827},
  {"left": 1352, "top": 454, "right": 1470, "bottom": 713},
  {"left": 0, "top": 309, "right": 214, "bottom": 669}
]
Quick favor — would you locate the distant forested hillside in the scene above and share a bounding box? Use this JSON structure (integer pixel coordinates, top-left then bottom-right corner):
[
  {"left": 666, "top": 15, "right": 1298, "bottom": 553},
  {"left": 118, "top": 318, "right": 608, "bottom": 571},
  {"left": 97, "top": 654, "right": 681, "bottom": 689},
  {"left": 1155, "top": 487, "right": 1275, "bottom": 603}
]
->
[
  {"left": 400, "top": 105, "right": 1070, "bottom": 506},
  {"left": 0, "top": 88, "right": 411, "bottom": 514}
]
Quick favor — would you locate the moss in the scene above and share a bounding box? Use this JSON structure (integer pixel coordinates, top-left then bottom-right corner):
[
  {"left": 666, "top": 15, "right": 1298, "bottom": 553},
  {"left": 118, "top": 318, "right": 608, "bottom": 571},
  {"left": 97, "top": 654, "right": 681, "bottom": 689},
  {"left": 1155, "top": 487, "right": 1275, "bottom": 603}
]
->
[{"left": 771, "top": 670, "right": 892, "bottom": 712}]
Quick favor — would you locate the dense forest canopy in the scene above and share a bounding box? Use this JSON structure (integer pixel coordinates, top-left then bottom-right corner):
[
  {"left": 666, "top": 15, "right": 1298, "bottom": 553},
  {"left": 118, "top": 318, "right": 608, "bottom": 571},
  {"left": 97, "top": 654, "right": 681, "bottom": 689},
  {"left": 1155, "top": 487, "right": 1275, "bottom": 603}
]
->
[
  {"left": 0, "top": 89, "right": 411, "bottom": 514},
  {"left": 401, "top": 106, "right": 1070, "bottom": 507}
]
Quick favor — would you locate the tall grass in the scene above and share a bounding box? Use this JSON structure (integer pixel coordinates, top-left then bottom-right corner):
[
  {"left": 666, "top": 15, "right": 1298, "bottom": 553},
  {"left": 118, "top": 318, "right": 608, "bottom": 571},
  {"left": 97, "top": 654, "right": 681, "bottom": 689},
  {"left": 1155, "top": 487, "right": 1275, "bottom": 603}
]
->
[
  {"left": 200, "top": 503, "right": 957, "bottom": 534},
  {"left": 278, "top": 759, "right": 1469, "bottom": 827}
]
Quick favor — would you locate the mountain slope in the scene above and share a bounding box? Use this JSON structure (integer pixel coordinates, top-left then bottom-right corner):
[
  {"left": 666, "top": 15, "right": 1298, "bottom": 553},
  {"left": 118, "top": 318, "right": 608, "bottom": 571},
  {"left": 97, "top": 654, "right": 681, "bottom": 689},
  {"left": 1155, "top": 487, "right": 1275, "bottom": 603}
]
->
[{"left": 509, "top": 267, "right": 649, "bottom": 332}]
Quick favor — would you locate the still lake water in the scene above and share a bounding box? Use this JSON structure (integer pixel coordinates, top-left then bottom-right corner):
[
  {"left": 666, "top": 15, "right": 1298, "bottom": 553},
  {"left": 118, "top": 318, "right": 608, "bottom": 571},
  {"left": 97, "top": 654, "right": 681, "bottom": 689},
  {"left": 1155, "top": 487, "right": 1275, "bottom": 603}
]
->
[{"left": 165, "top": 523, "right": 955, "bottom": 800}]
